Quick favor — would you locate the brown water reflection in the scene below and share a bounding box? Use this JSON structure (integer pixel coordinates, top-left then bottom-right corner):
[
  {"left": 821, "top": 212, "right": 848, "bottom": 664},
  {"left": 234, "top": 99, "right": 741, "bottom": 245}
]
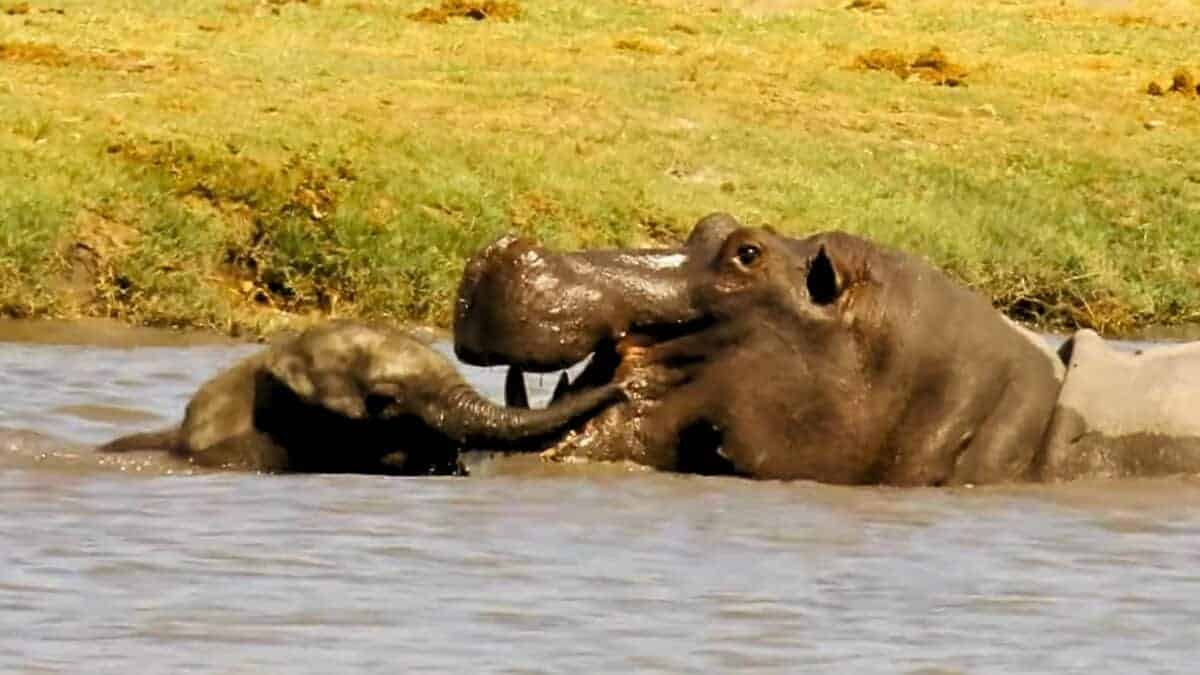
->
[{"left": 1, "top": 326, "right": 1198, "bottom": 673}]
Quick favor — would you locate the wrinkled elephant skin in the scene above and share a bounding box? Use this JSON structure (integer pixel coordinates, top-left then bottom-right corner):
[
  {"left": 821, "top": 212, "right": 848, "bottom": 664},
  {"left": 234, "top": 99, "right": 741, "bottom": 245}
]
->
[{"left": 98, "top": 321, "right": 624, "bottom": 475}]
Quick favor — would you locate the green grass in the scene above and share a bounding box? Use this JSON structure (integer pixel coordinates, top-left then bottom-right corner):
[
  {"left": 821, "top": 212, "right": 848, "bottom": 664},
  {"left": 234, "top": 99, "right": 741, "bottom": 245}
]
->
[{"left": 1, "top": 0, "right": 1198, "bottom": 336}]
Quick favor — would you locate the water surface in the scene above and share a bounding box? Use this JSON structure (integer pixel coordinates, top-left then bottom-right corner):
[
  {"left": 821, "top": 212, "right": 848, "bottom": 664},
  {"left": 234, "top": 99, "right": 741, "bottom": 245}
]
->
[{"left": 1, "top": 330, "right": 1198, "bottom": 673}]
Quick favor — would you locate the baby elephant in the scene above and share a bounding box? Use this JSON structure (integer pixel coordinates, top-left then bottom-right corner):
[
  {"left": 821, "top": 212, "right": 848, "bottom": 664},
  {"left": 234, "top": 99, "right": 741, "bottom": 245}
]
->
[{"left": 98, "top": 321, "right": 624, "bottom": 475}]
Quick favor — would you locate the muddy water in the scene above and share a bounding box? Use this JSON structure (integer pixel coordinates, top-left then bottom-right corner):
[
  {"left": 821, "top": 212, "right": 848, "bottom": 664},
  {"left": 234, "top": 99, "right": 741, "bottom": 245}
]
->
[{"left": 2, "top": 330, "right": 1199, "bottom": 673}]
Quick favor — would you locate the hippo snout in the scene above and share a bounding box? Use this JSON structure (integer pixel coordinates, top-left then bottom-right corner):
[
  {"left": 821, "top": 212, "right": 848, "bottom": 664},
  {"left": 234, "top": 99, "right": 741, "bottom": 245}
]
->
[
  {"left": 454, "top": 235, "right": 614, "bottom": 370},
  {"left": 454, "top": 234, "right": 700, "bottom": 371}
]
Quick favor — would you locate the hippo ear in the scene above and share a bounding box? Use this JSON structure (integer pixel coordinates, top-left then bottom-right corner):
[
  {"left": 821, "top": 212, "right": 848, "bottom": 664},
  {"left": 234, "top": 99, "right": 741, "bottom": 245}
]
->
[{"left": 807, "top": 246, "right": 841, "bottom": 305}]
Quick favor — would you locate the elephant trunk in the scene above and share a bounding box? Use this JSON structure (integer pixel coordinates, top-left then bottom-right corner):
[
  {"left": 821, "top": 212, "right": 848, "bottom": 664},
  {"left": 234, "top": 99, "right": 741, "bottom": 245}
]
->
[{"left": 431, "top": 382, "right": 624, "bottom": 446}]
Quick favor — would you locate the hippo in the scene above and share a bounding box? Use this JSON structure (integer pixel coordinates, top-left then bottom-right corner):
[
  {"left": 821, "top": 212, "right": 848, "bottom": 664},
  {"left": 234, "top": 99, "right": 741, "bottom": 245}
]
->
[
  {"left": 454, "top": 213, "right": 1200, "bottom": 485},
  {"left": 98, "top": 320, "right": 624, "bottom": 475},
  {"left": 1040, "top": 330, "right": 1200, "bottom": 481}
]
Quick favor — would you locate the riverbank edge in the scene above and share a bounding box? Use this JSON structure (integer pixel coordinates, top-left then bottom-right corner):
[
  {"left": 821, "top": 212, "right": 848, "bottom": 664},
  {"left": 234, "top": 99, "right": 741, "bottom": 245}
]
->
[{"left": 0, "top": 317, "right": 448, "bottom": 348}]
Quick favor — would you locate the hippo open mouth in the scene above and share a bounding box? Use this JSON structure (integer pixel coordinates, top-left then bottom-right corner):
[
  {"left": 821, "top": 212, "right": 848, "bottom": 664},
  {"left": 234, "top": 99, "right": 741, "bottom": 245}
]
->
[
  {"left": 493, "top": 318, "right": 723, "bottom": 467},
  {"left": 500, "top": 318, "right": 710, "bottom": 404},
  {"left": 454, "top": 214, "right": 744, "bottom": 470}
]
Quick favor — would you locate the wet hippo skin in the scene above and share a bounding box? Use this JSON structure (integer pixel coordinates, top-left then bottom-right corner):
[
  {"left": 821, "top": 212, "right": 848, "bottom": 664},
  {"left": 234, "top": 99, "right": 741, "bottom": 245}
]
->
[
  {"left": 1038, "top": 330, "right": 1200, "bottom": 481},
  {"left": 456, "top": 213, "right": 1200, "bottom": 485}
]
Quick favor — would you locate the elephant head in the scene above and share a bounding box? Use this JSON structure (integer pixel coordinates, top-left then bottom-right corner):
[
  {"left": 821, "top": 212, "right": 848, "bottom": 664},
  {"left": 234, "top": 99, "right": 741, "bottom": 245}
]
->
[{"left": 99, "top": 321, "right": 626, "bottom": 475}]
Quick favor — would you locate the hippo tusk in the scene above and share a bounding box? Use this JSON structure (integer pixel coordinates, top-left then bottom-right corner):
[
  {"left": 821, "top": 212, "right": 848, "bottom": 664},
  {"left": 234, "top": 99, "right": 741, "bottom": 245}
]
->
[
  {"left": 551, "top": 372, "right": 571, "bottom": 405},
  {"left": 505, "top": 365, "right": 529, "bottom": 409}
]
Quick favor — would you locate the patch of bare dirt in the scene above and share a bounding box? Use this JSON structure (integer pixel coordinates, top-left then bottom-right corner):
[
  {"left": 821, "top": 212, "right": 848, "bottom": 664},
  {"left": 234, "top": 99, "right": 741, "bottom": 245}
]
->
[
  {"left": 614, "top": 37, "right": 667, "bottom": 55},
  {"left": 407, "top": 0, "right": 521, "bottom": 24},
  {"left": 668, "top": 21, "right": 699, "bottom": 35},
  {"left": 507, "top": 191, "right": 562, "bottom": 235},
  {"left": 220, "top": 0, "right": 320, "bottom": 17},
  {"left": 1146, "top": 68, "right": 1198, "bottom": 98},
  {"left": 853, "top": 48, "right": 907, "bottom": 77},
  {"left": 6, "top": 2, "right": 65, "bottom": 13},
  {"left": 1108, "top": 12, "right": 1191, "bottom": 29},
  {"left": 852, "top": 46, "right": 968, "bottom": 86},
  {"left": 0, "top": 41, "right": 159, "bottom": 71},
  {"left": 722, "top": 0, "right": 830, "bottom": 17},
  {"left": 1029, "top": 3, "right": 1192, "bottom": 30},
  {"left": 846, "top": 0, "right": 886, "bottom": 11},
  {"left": 0, "top": 2, "right": 59, "bottom": 14},
  {"left": 57, "top": 209, "right": 141, "bottom": 311},
  {"left": 0, "top": 41, "right": 69, "bottom": 66}
]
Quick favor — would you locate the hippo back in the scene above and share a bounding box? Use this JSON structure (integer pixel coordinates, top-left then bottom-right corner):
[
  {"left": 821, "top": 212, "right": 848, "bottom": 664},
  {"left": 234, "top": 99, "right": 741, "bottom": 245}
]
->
[{"left": 1040, "top": 330, "right": 1200, "bottom": 480}]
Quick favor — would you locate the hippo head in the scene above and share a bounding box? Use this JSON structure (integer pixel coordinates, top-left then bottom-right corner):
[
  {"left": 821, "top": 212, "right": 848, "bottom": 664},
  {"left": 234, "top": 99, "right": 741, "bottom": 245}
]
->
[{"left": 455, "top": 213, "right": 1062, "bottom": 483}]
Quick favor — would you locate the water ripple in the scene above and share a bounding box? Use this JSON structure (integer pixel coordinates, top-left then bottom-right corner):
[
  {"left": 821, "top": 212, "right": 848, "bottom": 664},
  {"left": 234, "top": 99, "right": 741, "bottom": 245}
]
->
[{"left": 0, "top": 338, "right": 1198, "bottom": 672}]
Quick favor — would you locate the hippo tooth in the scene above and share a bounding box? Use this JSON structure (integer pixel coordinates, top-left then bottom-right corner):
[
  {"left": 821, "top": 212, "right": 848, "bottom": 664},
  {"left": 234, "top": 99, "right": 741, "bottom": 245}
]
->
[
  {"left": 551, "top": 371, "right": 571, "bottom": 404},
  {"left": 504, "top": 365, "right": 529, "bottom": 409}
]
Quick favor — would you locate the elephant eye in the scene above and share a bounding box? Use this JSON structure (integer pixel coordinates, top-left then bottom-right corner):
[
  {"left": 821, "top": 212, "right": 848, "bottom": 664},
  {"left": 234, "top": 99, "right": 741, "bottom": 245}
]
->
[{"left": 735, "top": 244, "right": 761, "bottom": 267}]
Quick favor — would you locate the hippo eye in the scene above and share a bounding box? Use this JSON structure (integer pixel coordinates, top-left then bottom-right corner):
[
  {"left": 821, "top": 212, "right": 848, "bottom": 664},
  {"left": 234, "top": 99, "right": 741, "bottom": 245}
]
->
[{"left": 734, "top": 244, "right": 761, "bottom": 267}]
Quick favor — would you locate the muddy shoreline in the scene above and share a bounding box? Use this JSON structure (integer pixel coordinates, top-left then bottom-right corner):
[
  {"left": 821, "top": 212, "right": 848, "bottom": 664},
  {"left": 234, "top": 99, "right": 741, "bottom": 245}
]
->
[{"left": 0, "top": 318, "right": 448, "bottom": 348}]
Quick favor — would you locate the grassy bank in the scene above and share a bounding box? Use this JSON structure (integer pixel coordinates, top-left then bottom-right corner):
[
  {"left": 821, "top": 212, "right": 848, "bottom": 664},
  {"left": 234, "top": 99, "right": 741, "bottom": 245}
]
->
[{"left": 1, "top": 0, "right": 1198, "bottom": 336}]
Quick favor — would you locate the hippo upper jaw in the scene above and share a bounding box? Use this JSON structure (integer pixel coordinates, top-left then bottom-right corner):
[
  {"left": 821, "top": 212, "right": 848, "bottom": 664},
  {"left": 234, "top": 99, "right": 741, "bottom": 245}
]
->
[{"left": 453, "top": 234, "right": 703, "bottom": 372}]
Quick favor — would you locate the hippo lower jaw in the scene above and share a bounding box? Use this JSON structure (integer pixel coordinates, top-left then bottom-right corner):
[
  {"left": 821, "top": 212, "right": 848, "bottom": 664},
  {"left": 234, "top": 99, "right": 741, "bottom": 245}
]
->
[
  {"left": 499, "top": 315, "right": 713, "bottom": 407},
  {"left": 493, "top": 319, "right": 732, "bottom": 471},
  {"left": 498, "top": 340, "right": 627, "bottom": 453}
]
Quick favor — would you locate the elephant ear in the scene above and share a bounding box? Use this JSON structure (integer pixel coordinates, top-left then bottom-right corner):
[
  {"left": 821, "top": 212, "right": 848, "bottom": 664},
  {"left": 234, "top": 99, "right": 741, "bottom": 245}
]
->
[{"left": 263, "top": 349, "right": 369, "bottom": 419}]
